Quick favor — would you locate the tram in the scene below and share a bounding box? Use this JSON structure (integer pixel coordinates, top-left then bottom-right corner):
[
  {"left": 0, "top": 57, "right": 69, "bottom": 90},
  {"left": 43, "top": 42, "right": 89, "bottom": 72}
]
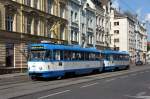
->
[
  {"left": 102, "top": 50, "right": 130, "bottom": 71},
  {"left": 28, "top": 42, "right": 104, "bottom": 79}
]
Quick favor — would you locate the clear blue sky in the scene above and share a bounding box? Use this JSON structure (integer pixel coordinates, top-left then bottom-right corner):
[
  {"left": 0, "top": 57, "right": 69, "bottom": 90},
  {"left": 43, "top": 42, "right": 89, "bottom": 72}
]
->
[{"left": 112, "top": 0, "right": 150, "bottom": 41}]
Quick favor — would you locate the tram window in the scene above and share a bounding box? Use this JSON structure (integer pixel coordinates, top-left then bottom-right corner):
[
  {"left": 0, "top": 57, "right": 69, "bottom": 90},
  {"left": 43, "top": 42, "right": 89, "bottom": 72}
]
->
[
  {"left": 29, "top": 50, "right": 45, "bottom": 61},
  {"left": 119, "top": 55, "right": 123, "bottom": 60},
  {"left": 72, "top": 52, "right": 76, "bottom": 60},
  {"left": 80, "top": 52, "right": 84, "bottom": 60},
  {"left": 53, "top": 50, "right": 63, "bottom": 61},
  {"left": 64, "top": 51, "right": 71, "bottom": 60},
  {"left": 76, "top": 52, "right": 81, "bottom": 60},
  {"left": 105, "top": 55, "right": 110, "bottom": 60},
  {"left": 95, "top": 53, "right": 100, "bottom": 60},
  {"left": 89, "top": 53, "right": 95, "bottom": 60},
  {"left": 85, "top": 52, "right": 89, "bottom": 60},
  {"left": 45, "top": 50, "right": 52, "bottom": 60},
  {"left": 110, "top": 55, "right": 113, "bottom": 61},
  {"left": 113, "top": 55, "right": 119, "bottom": 60},
  {"left": 101, "top": 54, "right": 105, "bottom": 59}
]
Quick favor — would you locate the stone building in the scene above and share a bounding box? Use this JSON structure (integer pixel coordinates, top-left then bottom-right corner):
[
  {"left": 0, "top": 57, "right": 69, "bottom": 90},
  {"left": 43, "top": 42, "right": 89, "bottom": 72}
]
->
[{"left": 0, "top": 0, "right": 68, "bottom": 73}]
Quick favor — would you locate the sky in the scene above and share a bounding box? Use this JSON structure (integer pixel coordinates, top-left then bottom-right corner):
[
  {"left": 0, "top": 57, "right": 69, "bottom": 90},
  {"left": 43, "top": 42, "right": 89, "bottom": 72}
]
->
[{"left": 111, "top": 0, "right": 150, "bottom": 41}]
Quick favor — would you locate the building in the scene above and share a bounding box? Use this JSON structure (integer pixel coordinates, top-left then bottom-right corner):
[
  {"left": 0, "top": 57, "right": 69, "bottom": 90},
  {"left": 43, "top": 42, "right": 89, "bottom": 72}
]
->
[
  {"left": 0, "top": 0, "right": 68, "bottom": 73},
  {"left": 81, "top": 0, "right": 96, "bottom": 47},
  {"left": 67, "top": 0, "right": 81, "bottom": 45},
  {"left": 67, "top": 0, "right": 109, "bottom": 49},
  {"left": 0, "top": 0, "right": 112, "bottom": 74},
  {"left": 94, "top": 0, "right": 105, "bottom": 50},
  {"left": 110, "top": 9, "right": 147, "bottom": 64},
  {"left": 67, "top": 0, "right": 111, "bottom": 49},
  {"left": 100, "top": 0, "right": 111, "bottom": 49},
  {"left": 135, "top": 21, "right": 147, "bottom": 63}
]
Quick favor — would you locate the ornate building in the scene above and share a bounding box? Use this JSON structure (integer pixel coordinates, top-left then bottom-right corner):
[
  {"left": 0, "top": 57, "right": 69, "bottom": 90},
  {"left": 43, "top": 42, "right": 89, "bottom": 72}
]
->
[{"left": 0, "top": 0, "right": 68, "bottom": 73}]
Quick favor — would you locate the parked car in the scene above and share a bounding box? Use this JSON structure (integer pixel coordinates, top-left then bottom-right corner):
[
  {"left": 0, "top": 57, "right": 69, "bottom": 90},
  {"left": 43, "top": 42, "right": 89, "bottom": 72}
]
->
[{"left": 135, "top": 61, "right": 143, "bottom": 66}]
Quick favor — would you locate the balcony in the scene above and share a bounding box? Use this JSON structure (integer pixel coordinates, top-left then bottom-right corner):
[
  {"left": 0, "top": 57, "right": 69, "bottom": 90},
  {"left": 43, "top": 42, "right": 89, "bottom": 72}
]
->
[
  {"left": 71, "top": 21, "right": 79, "bottom": 28},
  {"left": 96, "top": 41, "right": 104, "bottom": 46},
  {"left": 71, "top": 41, "right": 79, "bottom": 45},
  {"left": 88, "top": 27, "right": 93, "bottom": 33}
]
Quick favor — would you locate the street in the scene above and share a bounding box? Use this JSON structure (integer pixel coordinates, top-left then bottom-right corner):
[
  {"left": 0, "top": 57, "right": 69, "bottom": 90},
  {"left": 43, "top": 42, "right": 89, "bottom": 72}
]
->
[{"left": 0, "top": 65, "right": 150, "bottom": 99}]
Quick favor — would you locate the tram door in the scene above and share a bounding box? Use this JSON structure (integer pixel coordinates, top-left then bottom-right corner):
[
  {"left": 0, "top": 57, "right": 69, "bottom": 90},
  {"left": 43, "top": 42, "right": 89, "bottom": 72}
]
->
[{"left": 6, "top": 43, "right": 14, "bottom": 67}]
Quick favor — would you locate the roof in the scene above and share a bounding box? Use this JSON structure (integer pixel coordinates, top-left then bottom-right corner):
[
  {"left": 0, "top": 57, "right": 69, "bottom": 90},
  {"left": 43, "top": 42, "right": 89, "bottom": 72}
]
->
[
  {"left": 102, "top": 50, "right": 129, "bottom": 55},
  {"left": 29, "top": 43, "right": 101, "bottom": 53}
]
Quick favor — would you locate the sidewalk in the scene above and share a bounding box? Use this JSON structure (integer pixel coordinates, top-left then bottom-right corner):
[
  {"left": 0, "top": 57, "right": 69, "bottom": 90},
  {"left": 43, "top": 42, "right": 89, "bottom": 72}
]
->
[
  {"left": 0, "top": 64, "right": 148, "bottom": 79},
  {"left": 0, "top": 73, "right": 27, "bottom": 79}
]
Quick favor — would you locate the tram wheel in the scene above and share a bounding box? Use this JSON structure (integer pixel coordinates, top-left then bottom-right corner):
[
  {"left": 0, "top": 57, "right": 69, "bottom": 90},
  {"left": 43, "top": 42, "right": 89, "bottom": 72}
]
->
[{"left": 31, "top": 76, "right": 38, "bottom": 81}]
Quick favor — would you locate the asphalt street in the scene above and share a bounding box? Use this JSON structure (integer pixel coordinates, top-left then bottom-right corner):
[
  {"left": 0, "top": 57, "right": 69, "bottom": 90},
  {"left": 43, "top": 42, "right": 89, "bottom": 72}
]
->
[{"left": 7, "top": 65, "right": 150, "bottom": 99}]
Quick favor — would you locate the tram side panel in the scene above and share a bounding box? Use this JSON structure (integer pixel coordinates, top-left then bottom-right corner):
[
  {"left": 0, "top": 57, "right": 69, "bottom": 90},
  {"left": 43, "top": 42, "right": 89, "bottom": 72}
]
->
[{"left": 62, "top": 61, "right": 103, "bottom": 75}]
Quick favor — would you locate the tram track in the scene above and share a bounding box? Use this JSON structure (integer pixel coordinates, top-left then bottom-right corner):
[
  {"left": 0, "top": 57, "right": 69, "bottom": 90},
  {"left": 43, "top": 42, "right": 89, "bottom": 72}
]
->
[
  {"left": 0, "top": 65, "right": 150, "bottom": 99},
  {"left": 0, "top": 65, "right": 149, "bottom": 91}
]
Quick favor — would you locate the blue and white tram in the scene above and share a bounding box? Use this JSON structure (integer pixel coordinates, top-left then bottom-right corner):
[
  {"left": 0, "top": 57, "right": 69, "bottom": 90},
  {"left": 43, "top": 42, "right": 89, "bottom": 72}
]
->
[
  {"left": 102, "top": 50, "right": 130, "bottom": 71},
  {"left": 28, "top": 43, "right": 104, "bottom": 79}
]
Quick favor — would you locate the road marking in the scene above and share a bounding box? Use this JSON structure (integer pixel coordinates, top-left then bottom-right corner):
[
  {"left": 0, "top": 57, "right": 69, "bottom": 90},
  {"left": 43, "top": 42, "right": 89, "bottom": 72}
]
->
[
  {"left": 119, "top": 75, "right": 128, "bottom": 79},
  {"left": 130, "top": 73, "right": 137, "bottom": 76},
  {"left": 135, "top": 96, "right": 150, "bottom": 99},
  {"left": 139, "top": 72, "right": 144, "bottom": 74},
  {"left": 136, "top": 92, "right": 146, "bottom": 96},
  {"left": 145, "top": 71, "right": 149, "bottom": 73},
  {"left": 80, "top": 83, "right": 98, "bottom": 88},
  {"left": 105, "top": 78, "right": 116, "bottom": 82},
  {"left": 38, "top": 90, "right": 71, "bottom": 99}
]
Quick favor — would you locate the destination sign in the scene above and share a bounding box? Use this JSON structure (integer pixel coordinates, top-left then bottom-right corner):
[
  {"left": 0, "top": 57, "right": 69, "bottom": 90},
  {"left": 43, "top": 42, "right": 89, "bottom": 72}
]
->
[{"left": 31, "top": 46, "right": 44, "bottom": 49}]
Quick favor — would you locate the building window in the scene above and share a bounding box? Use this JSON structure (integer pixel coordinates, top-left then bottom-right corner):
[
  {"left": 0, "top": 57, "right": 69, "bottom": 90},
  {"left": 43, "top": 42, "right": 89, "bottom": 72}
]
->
[
  {"left": 71, "top": 11, "right": 73, "bottom": 22},
  {"left": 88, "top": 35, "right": 93, "bottom": 44},
  {"left": 74, "top": 32, "right": 78, "bottom": 41},
  {"left": 114, "top": 38, "right": 119, "bottom": 42},
  {"left": 71, "top": 30, "right": 74, "bottom": 41},
  {"left": 75, "top": 12, "right": 77, "bottom": 21},
  {"left": 60, "top": 5, "right": 64, "bottom": 18},
  {"left": 81, "top": 24, "right": 84, "bottom": 33},
  {"left": 48, "top": 0, "right": 52, "bottom": 14},
  {"left": 60, "top": 26, "right": 64, "bottom": 40},
  {"left": 34, "top": 19, "right": 39, "bottom": 35},
  {"left": 87, "top": 18, "right": 90, "bottom": 27},
  {"left": 90, "top": 36, "right": 93, "bottom": 44},
  {"left": 90, "top": 19, "right": 93, "bottom": 27},
  {"left": 6, "top": 15, "right": 13, "bottom": 31},
  {"left": 115, "top": 47, "right": 120, "bottom": 50},
  {"left": 25, "top": 0, "right": 31, "bottom": 6},
  {"left": 0, "top": 11, "right": 1, "bottom": 29},
  {"left": 114, "top": 30, "right": 119, "bottom": 34},
  {"left": 114, "top": 22, "right": 119, "bottom": 26},
  {"left": 34, "top": 0, "right": 38, "bottom": 8},
  {"left": 27, "top": 17, "right": 32, "bottom": 34}
]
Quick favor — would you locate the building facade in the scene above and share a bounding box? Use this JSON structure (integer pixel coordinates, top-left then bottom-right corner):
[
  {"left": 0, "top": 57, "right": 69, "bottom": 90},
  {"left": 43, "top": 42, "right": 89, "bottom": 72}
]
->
[
  {"left": 0, "top": 0, "right": 111, "bottom": 73},
  {"left": 67, "top": 0, "right": 81, "bottom": 45},
  {"left": 0, "top": 0, "right": 68, "bottom": 73},
  {"left": 135, "top": 21, "right": 147, "bottom": 63},
  {"left": 67, "top": 0, "right": 111, "bottom": 49},
  {"left": 110, "top": 9, "right": 147, "bottom": 64}
]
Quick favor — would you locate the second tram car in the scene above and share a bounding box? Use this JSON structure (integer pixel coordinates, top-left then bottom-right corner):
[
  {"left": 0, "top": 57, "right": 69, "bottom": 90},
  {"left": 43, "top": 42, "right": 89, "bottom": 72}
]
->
[{"left": 102, "top": 50, "right": 130, "bottom": 71}]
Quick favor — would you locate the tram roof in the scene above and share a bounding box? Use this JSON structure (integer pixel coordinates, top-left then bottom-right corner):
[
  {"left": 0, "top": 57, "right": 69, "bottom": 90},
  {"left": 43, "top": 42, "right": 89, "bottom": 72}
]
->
[
  {"left": 30, "top": 43, "right": 101, "bottom": 53},
  {"left": 102, "top": 50, "right": 129, "bottom": 55}
]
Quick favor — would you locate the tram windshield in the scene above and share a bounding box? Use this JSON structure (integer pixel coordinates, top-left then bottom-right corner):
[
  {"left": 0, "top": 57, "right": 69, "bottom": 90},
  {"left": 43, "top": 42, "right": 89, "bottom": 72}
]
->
[
  {"left": 29, "top": 50, "right": 46, "bottom": 61},
  {"left": 29, "top": 50, "right": 53, "bottom": 61}
]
